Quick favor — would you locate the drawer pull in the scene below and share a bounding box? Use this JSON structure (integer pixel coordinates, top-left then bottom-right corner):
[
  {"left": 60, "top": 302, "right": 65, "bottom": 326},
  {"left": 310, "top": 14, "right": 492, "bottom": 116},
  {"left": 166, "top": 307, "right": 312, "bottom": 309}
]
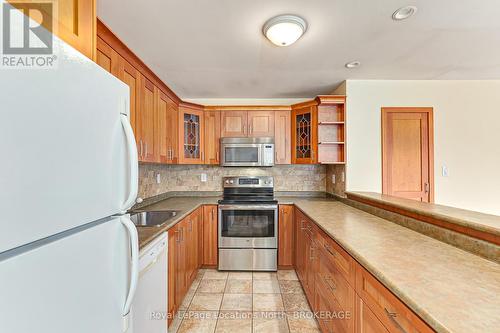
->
[
  {"left": 300, "top": 220, "right": 307, "bottom": 230},
  {"left": 309, "top": 246, "right": 316, "bottom": 260},
  {"left": 325, "top": 276, "right": 336, "bottom": 291},
  {"left": 324, "top": 244, "right": 336, "bottom": 257},
  {"left": 384, "top": 308, "right": 408, "bottom": 333}
]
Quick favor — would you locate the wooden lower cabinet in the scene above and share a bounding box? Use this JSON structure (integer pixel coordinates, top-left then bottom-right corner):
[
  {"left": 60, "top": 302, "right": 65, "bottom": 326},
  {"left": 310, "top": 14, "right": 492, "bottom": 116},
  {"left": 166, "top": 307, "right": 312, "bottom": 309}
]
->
[
  {"left": 167, "top": 207, "right": 203, "bottom": 326},
  {"left": 356, "top": 297, "right": 390, "bottom": 333},
  {"left": 278, "top": 205, "right": 294, "bottom": 267},
  {"left": 293, "top": 207, "right": 434, "bottom": 333},
  {"left": 202, "top": 205, "right": 218, "bottom": 267}
]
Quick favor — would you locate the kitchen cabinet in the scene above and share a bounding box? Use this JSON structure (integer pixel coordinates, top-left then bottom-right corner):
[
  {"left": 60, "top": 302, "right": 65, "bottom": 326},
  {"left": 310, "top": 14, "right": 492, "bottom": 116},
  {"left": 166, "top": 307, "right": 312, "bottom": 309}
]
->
[
  {"left": 185, "top": 209, "right": 201, "bottom": 284},
  {"left": 138, "top": 76, "right": 156, "bottom": 162},
  {"left": 156, "top": 89, "right": 178, "bottom": 163},
  {"left": 221, "top": 110, "right": 276, "bottom": 138},
  {"left": 317, "top": 96, "right": 346, "bottom": 164},
  {"left": 96, "top": 37, "right": 119, "bottom": 75},
  {"left": 356, "top": 297, "right": 390, "bottom": 333},
  {"left": 168, "top": 207, "right": 204, "bottom": 326},
  {"left": 248, "top": 111, "right": 275, "bottom": 137},
  {"left": 179, "top": 105, "right": 205, "bottom": 164},
  {"left": 291, "top": 103, "right": 318, "bottom": 164},
  {"left": 9, "top": 0, "right": 96, "bottom": 60},
  {"left": 274, "top": 110, "right": 291, "bottom": 164},
  {"left": 278, "top": 205, "right": 294, "bottom": 267},
  {"left": 167, "top": 226, "right": 178, "bottom": 326},
  {"left": 356, "top": 265, "right": 434, "bottom": 333},
  {"left": 221, "top": 111, "right": 248, "bottom": 137},
  {"left": 202, "top": 205, "right": 218, "bottom": 267},
  {"left": 118, "top": 59, "right": 140, "bottom": 139},
  {"left": 294, "top": 208, "right": 317, "bottom": 303},
  {"left": 204, "top": 111, "right": 221, "bottom": 165}
]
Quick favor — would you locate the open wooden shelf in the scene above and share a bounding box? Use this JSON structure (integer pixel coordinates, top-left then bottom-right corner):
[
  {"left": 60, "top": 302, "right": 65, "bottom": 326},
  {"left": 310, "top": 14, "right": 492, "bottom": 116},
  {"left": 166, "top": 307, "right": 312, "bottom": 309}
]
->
[{"left": 318, "top": 121, "right": 345, "bottom": 125}]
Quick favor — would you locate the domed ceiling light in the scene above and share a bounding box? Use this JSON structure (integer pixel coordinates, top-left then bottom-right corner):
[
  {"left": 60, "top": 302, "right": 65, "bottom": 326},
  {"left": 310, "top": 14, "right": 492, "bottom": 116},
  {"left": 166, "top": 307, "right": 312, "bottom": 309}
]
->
[
  {"left": 263, "top": 15, "right": 308, "bottom": 47},
  {"left": 392, "top": 6, "right": 417, "bottom": 21}
]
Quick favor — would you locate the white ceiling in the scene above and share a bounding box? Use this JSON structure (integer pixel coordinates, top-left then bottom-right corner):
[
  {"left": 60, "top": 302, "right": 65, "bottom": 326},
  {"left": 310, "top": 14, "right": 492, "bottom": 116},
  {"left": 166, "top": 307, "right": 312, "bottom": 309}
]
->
[{"left": 97, "top": 0, "right": 500, "bottom": 99}]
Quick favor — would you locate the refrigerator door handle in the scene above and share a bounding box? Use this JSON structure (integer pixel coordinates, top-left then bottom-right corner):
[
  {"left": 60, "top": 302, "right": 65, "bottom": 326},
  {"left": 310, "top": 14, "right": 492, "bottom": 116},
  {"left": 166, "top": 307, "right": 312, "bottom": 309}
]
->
[
  {"left": 121, "top": 216, "right": 139, "bottom": 324},
  {"left": 120, "top": 114, "right": 139, "bottom": 213}
]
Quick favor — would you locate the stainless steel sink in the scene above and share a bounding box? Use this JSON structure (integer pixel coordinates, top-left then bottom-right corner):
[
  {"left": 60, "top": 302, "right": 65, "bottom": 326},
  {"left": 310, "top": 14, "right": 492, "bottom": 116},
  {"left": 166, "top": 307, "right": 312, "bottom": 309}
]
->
[{"left": 129, "top": 210, "right": 180, "bottom": 227}]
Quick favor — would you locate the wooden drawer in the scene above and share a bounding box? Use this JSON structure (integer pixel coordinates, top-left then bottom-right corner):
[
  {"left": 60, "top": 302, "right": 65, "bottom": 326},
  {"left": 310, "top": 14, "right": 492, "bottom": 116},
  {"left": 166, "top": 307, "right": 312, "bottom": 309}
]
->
[
  {"left": 317, "top": 228, "right": 356, "bottom": 285},
  {"left": 356, "top": 265, "right": 434, "bottom": 333},
  {"left": 318, "top": 246, "right": 356, "bottom": 316},
  {"left": 356, "top": 296, "right": 390, "bottom": 333},
  {"left": 316, "top": 270, "right": 355, "bottom": 333}
]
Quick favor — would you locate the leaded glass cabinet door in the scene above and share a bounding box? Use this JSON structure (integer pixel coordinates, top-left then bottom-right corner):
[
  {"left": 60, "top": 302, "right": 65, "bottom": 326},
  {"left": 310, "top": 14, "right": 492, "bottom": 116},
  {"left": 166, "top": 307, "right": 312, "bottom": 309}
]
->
[
  {"left": 291, "top": 105, "right": 318, "bottom": 164},
  {"left": 179, "top": 107, "right": 205, "bottom": 164}
]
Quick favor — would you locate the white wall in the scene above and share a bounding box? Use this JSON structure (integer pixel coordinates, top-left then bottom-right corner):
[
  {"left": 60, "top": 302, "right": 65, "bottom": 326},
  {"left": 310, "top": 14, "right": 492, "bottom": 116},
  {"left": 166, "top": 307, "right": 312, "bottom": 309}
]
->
[{"left": 344, "top": 80, "right": 500, "bottom": 215}]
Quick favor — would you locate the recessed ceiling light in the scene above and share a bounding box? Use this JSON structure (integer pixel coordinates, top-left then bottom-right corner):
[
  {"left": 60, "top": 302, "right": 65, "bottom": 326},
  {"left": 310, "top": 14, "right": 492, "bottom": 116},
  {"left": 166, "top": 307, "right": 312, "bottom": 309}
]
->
[
  {"left": 345, "top": 61, "right": 361, "bottom": 69},
  {"left": 263, "top": 15, "right": 307, "bottom": 47},
  {"left": 392, "top": 6, "right": 417, "bottom": 21}
]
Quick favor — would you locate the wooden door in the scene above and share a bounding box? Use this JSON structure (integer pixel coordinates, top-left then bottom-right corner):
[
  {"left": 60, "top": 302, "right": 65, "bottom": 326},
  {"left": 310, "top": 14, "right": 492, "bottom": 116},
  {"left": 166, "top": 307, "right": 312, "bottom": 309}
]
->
[
  {"left": 291, "top": 105, "right": 318, "bottom": 164},
  {"left": 204, "top": 111, "right": 221, "bottom": 164},
  {"left": 278, "top": 205, "right": 294, "bottom": 267},
  {"left": 156, "top": 90, "right": 178, "bottom": 164},
  {"left": 167, "top": 227, "right": 178, "bottom": 325},
  {"left": 179, "top": 107, "right": 205, "bottom": 164},
  {"left": 203, "top": 205, "right": 218, "bottom": 267},
  {"left": 274, "top": 110, "right": 291, "bottom": 164},
  {"left": 175, "top": 223, "right": 187, "bottom": 306},
  {"left": 9, "top": 0, "right": 96, "bottom": 59},
  {"left": 382, "top": 108, "right": 434, "bottom": 202},
  {"left": 356, "top": 297, "right": 390, "bottom": 333},
  {"left": 294, "top": 209, "right": 306, "bottom": 283},
  {"left": 138, "top": 76, "right": 156, "bottom": 162},
  {"left": 96, "top": 38, "right": 119, "bottom": 75},
  {"left": 304, "top": 232, "right": 315, "bottom": 302},
  {"left": 221, "top": 111, "right": 248, "bottom": 137},
  {"left": 118, "top": 58, "right": 140, "bottom": 142},
  {"left": 248, "top": 111, "right": 274, "bottom": 137}
]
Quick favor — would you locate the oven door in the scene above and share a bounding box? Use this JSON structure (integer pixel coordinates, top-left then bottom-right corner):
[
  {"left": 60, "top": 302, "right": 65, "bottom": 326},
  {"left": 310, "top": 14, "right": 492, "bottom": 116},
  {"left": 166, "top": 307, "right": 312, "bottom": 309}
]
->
[
  {"left": 218, "top": 205, "right": 278, "bottom": 248},
  {"left": 220, "top": 144, "right": 262, "bottom": 167}
]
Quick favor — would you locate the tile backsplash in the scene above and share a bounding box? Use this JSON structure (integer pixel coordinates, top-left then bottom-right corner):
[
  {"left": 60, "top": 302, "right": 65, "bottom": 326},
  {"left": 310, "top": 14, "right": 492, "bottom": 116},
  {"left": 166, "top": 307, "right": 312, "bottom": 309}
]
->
[
  {"left": 326, "top": 164, "right": 346, "bottom": 197},
  {"left": 138, "top": 164, "right": 327, "bottom": 199}
]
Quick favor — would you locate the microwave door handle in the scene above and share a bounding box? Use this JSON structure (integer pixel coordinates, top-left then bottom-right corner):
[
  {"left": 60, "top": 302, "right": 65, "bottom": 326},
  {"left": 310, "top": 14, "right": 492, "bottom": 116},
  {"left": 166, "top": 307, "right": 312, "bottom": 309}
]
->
[
  {"left": 120, "top": 216, "right": 139, "bottom": 328},
  {"left": 120, "top": 114, "right": 139, "bottom": 213}
]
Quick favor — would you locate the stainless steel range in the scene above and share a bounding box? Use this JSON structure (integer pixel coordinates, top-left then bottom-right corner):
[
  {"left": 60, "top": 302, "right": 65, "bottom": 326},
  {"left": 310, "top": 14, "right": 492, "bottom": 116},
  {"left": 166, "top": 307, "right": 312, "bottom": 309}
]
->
[{"left": 218, "top": 176, "right": 278, "bottom": 271}]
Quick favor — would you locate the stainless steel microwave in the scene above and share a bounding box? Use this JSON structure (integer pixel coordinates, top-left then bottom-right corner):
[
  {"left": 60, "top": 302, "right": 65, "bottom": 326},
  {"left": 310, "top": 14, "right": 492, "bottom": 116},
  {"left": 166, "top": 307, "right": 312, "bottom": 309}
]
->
[{"left": 220, "top": 137, "right": 274, "bottom": 167}]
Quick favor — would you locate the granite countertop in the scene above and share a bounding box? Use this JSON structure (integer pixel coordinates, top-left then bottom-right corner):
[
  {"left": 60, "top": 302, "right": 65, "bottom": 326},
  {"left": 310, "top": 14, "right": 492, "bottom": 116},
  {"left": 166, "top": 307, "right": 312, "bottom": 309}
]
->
[
  {"left": 134, "top": 194, "right": 500, "bottom": 333},
  {"left": 347, "top": 191, "right": 500, "bottom": 237},
  {"left": 293, "top": 198, "right": 500, "bottom": 333}
]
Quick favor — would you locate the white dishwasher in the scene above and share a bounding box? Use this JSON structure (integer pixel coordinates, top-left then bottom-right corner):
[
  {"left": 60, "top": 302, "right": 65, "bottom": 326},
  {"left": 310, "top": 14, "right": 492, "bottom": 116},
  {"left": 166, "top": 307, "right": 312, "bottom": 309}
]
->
[{"left": 132, "top": 232, "right": 168, "bottom": 333}]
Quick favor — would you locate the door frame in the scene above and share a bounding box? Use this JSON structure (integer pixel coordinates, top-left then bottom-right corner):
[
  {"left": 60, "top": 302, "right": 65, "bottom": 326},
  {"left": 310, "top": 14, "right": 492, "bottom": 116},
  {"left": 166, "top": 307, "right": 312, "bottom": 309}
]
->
[{"left": 381, "top": 107, "right": 435, "bottom": 203}]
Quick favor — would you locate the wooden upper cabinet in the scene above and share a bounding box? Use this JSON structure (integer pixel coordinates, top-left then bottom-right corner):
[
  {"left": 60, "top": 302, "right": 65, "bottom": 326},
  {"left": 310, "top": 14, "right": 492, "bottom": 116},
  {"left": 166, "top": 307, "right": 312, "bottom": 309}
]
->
[
  {"left": 9, "top": 0, "right": 96, "bottom": 59},
  {"left": 96, "top": 38, "right": 119, "bottom": 75},
  {"left": 204, "top": 111, "right": 221, "bottom": 165},
  {"left": 221, "top": 111, "right": 248, "bottom": 137},
  {"left": 248, "top": 111, "right": 274, "bottom": 137},
  {"left": 179, "top": 106, "right": 204, "bottom": 164},
  {"left": 138, "top": 76, "right": 156, "bottom": 162},
  {"left": 274, "top": 110, "right": 291, "bottom": 164},
  {"left": 291, "top": 104, "right": 318, "bottom": 164},
  {"left": 278, "top": 205, "right": 294, "bottom": 267},
  {"left": 156, "top": 90, "right": 178, "bottom": 164},
  {"left": 118, "top": 58, "right": 140, "bottom": 137}
]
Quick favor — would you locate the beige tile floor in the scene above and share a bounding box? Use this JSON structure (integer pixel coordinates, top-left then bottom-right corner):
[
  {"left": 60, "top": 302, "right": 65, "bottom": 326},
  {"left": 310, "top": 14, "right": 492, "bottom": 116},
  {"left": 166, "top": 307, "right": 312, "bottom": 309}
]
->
[{"left": 170, "top": 269, "right": 321, "bottom": 333}]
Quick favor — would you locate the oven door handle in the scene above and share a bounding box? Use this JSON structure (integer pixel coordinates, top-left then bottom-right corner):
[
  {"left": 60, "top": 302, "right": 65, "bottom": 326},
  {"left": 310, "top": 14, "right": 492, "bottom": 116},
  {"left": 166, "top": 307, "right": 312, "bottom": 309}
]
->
[{"left": 218, "top": 204, "right": 278, "bottom": 210}]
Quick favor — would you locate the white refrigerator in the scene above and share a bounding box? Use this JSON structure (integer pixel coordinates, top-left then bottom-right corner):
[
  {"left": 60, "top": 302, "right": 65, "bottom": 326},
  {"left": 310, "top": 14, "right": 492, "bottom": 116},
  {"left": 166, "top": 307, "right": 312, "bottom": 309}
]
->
[{"left": 0, "top": 3, "right": 140, "bottom": 332}]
